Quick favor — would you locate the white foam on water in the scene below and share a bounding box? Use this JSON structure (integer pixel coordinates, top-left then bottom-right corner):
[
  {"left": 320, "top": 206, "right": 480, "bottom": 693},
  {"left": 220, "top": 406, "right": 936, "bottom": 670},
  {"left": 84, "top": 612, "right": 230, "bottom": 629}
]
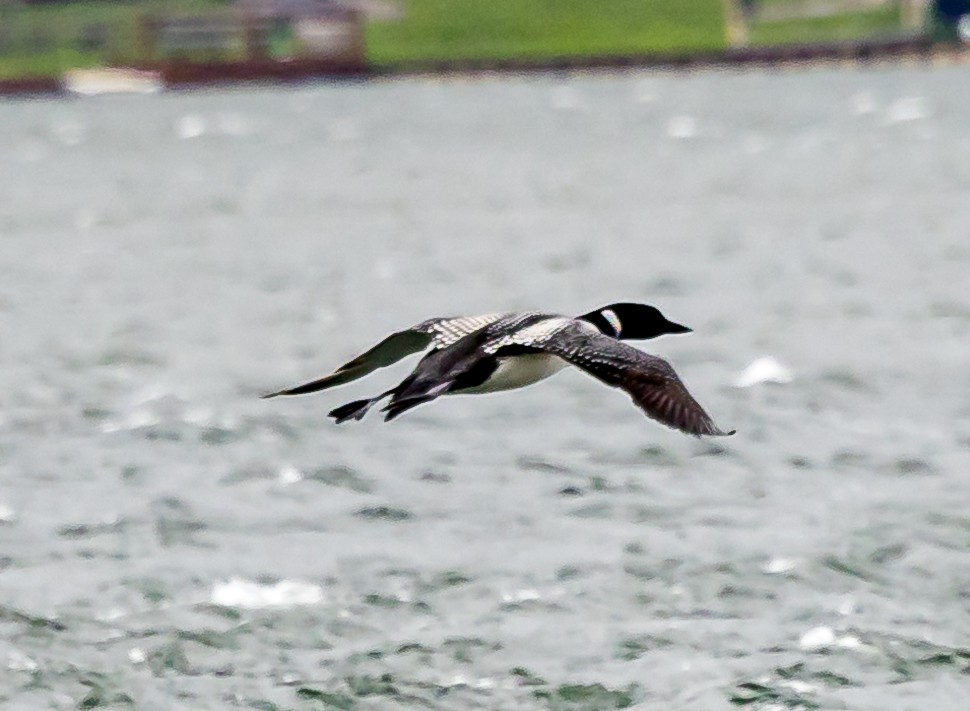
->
[
  {"left": 176, "top": 115, "right": 207, "bottom": 140},
  {"left": 0, "top": 504, "right": 16, "bottom": 524},
  {"left": 7, "top": 650, "right": 38, "bottom": 672},
  {"left": 211, "top": 577, "right": 325, "bottom": 609},
  {"left": 391, "top": 588, "right": 412, "bottom": 603},
  {"left": 277, "top": 464, "right": 303, "bottom": 485},
  {"left": 734, "top": 356, "right": 793, "bottom": 388},
  {"left": 780, "top": 680, "right": 817, "bottom": 694},
  {"left": 128, "top": 648, "right": 146, "bottom": 664},
  {"left": 95, "top": 607, "right": 125, "bottom": 622},
  {"left": 836, "top": 635, "right": 861, "bottom": 649},
  {"left": 101, "top": 408, "right": 160, "bottom": 433},
  {"left": 183, "top": 406, "right": 214, "bottom": 426},
  {"left": 799, "top": 625, "right": 835, "bottom": 650},
  {"left": 837, "top": 596, "right": 858, "bottom": 616},
  {"left": 886, "top": 97, "right": 931, "bottom": 124},
  {"left": 501, "top": 588, "right": 541, "bottom": 603},
  {"left": 762, "top": 557, "right": 796, "bottom": 574}
]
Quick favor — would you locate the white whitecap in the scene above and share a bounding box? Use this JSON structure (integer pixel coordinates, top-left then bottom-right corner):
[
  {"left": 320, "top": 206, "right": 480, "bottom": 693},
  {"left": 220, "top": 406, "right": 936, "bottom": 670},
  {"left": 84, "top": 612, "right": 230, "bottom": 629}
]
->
[
  {"left": 734, "top": 356, "right": 793, "bottom": 388},
  {"left": 96, "top": 607, "right": 125, "bottom": 622},
  {"left": 836, "top": 595, "right": 858, "bottom": 616},
  {"left": 7, "top": 650, "right": 38, "bottom": 672},
  {"left": 183, "top": 407, "right": 213, "bottom": 426},
  {"left": 0, "top": 503, "right": 16, "bottom": 524},
  {"left": 501, "top": 588, "right": 541, "bottom": 603},
  {"left": 277, "top": 464, "right": 303, "bottom": 485},
  {"left": 886, "top": 97, "right": 930, "bottom": 124},
  {"left": 123, "top": 410, "right": 159, "bottom": 431},
  {"left": 799, "top": 625, "right": 835, "bottom": 650},
  {"left": 780, "top": 680, "right": 816, "bottom": 694},
  {"left": 176, "top": 115, "right": 206, "bottom": 140},
  {"left": 836, "top": 635, "right": 861, "bottom": 649},
  {"left": 762, "top": 557, "right": 796, "bottom": 574},
  {"left": 211, "top": 577, "right": 325, "bottom": 609}
]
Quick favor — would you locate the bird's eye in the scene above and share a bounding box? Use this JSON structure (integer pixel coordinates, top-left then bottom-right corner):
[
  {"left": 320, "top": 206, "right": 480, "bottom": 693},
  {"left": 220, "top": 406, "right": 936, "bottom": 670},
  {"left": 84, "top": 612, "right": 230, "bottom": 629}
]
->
[{"left": 601, "top": 308, "right": 622, "bottom": 336}]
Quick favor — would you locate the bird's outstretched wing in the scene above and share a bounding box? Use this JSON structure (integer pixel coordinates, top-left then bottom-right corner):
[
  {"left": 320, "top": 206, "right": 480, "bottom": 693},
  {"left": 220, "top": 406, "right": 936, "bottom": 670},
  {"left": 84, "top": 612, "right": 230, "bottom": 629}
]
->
[
  {"left": 488, "top": 321, "right": 733, "bottom": 437},
  {"left": 261, "top": 313, "right": 509, "bottom": 398}
]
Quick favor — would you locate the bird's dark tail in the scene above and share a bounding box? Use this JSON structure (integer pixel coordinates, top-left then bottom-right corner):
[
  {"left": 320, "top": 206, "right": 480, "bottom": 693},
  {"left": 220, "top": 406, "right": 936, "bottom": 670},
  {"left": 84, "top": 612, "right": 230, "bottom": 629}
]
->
[
  {"left": 381, "top": 397, "right": 428, "bottom": 422},
  {"left": 381, "top": 381, "right": 452, "bottom": 422},
  {"left": 328, "top": 390, "right": 393, "bottom": 424}
]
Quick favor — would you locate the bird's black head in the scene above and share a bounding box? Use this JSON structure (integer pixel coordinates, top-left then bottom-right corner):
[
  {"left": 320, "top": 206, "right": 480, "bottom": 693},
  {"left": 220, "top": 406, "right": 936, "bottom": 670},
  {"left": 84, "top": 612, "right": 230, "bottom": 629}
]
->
[{"left": 578, "top": 302, "right": 692, "bottom": 340}]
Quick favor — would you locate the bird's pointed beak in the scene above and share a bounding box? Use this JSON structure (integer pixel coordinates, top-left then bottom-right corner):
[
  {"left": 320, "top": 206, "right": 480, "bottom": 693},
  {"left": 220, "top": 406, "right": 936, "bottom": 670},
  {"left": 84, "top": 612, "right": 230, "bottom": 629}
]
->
[{"left": 666, "top": 321, "right": 692, "bottom": 334}]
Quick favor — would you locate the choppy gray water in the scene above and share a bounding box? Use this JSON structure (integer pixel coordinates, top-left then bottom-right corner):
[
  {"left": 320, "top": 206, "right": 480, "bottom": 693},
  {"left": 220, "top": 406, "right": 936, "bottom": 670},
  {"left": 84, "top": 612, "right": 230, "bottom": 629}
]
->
[{"left": 2, "top": 65, "right": 970, "bottom": 710}]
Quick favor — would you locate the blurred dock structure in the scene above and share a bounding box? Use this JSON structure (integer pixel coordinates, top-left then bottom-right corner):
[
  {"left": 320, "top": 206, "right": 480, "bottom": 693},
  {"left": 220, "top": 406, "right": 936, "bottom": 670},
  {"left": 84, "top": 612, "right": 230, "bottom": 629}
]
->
[
  {"left": 0, "top": 0, "right": 367, "bottom": 93},
  {"left": 140, "top": 1, "right": 364, "bottom": 67},
  {"left": 137, "top": 1, "right": 366, "bottom": 87}
]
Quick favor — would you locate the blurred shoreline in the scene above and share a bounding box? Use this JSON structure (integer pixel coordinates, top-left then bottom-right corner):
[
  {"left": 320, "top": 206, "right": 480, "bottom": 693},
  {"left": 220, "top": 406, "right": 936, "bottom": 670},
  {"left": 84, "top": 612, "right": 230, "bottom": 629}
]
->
[{"left": 1, "top": 34, "right": 967, "bottom": 98}]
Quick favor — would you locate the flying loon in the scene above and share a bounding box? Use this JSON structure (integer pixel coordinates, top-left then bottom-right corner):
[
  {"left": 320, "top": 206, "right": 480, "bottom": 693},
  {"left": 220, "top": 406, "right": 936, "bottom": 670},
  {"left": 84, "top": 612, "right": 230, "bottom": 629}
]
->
[{"left": 263, "top": 302, "right": 733, "bottom": 437}]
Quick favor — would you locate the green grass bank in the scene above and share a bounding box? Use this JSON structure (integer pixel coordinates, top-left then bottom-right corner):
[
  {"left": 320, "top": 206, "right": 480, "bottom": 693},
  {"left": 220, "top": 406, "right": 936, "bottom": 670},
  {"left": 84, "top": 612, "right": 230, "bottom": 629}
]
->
[{"left": 366, "top": 0, "right": 728, "bottom": 65}]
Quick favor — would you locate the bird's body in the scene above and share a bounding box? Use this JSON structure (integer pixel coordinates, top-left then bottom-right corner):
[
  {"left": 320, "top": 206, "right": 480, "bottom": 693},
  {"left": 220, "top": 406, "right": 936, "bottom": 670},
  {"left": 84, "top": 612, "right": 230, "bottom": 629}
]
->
[
  {"left": 263, "top": 303, "right": 734, "bottom": 437},
  {"left": 458, "top": 352, "right": 568, "bottom": 394}
]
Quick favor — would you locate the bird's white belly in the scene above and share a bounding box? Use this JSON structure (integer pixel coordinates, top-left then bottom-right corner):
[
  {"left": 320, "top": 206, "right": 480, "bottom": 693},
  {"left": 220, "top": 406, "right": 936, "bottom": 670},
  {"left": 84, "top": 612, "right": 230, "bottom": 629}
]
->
[{"left": 459, "top": 354, "right": 568, "bottom": 394}]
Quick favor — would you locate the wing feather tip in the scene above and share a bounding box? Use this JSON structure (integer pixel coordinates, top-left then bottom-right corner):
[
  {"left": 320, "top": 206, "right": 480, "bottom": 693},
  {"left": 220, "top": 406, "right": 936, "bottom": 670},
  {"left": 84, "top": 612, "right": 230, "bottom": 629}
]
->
[{"left": 697, "top": 423, "right": 735, "bottom": 437}]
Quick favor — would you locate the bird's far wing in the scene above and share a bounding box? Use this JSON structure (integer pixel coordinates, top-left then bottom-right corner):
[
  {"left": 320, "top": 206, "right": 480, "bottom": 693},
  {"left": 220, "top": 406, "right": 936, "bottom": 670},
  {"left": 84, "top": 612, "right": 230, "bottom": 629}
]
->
[
  {"left": 419, "top": 312, "right": 510, "bottom": 349},
  {"left": 262, "top": 312, "right": 511, "bottom": 399},
  {"left": 497, "top": 322, "right": 734, "bottom": 437},
  {"left": 261, "top": 328, "right": 433, "bottom": 398}
]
